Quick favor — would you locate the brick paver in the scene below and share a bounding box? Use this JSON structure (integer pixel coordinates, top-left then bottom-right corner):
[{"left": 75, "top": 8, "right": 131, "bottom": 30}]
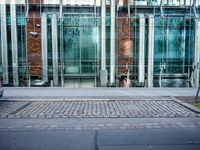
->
[{"left": 0, "top": 100, "right": 199, "bottom": 119}]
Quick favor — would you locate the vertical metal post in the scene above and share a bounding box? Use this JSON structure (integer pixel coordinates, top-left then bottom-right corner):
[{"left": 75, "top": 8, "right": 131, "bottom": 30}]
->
[
  {"left": 52, "top": 14, "right": 59, "bottom": 86},
  {"left": 100, "top": 0, "right": 108, "bottom": 86},
  {"left": 148, "top": 15, "right": 154, "bottom": 87},
  {"left": 182, "top": 17, "right": 186, "bottom": 74},
  {"left": 60, "top": 0, "right": 64, "bottom": 87},
  {"left": 138, "top": 14, "right": 145, "bottom": 84},
  {"left": 10, "top": 1, "right": 19, "bottom": 86},
  {"left": 194, "top": 18, "right": 200, "bottom": 87},
  {"left": 110, "top": 0, "right": 116, "bottom": 86},
  {"left": 0, "top": 0, "right": 9, "bottom": 84},
  {"left": 101, "top": 0, "right": 106, "bottom": 71},
  {"left": 41, "top": 13, "right": 48, "bottom": 82}
]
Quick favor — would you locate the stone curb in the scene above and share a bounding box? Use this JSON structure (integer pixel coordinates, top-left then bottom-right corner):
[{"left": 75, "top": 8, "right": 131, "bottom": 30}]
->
[
  {"left": 172, "top": 96, "right": 200, "bottom": 114},
  {"left": 0, "top": 96, "right": 172, "bottom": 102}
]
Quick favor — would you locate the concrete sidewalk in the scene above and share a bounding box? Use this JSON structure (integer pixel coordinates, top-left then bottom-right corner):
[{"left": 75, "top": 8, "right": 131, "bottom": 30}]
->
[{"left": 0, "top": 87, "right": 198, "bottom": 100}]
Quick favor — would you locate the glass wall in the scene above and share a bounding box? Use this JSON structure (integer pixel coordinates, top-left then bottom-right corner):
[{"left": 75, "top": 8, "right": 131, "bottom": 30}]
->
[
  {"left": 62, "top": 15, "right": 99, "bottom": 75},
  {"left": 0, "top": 17, "right": 2, "bottom": 81},
  {"left": 16, "top": 5, "right": 27, "bottom": 86},
  {"left": 154, "top": 17, "right": 194, "bottom": 87},
  {"left": 0, "top": 1, "right": 199, "bottom": 87},
  {"left": 3, "top": 4, "right": 27, "bottom": 86}
]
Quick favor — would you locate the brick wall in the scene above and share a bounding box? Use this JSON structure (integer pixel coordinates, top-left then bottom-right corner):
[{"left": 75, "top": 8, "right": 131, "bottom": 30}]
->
[
  {"left": 117, "top": 12, "right": 134, "bottom": 87},
  {"left": 119, "top": 0, "right": 135, "bottom": 5},
  {"left": 28, "top": 0, "right": 43, "bottom": 4},
  {"left": 27, "top": 11, "right": 42, "bottom": 77},
  {"left": 117, "top": 13, "right": 133, "bottom": 75}
]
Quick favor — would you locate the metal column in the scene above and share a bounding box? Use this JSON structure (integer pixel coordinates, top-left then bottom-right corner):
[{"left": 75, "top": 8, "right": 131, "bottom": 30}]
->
[
  {"left": 110, "top": 0, "right": 116, "bottom": 86},
  {"left": 10, "top": 2, "right": 19, "bottom": 86},
  {"left": 138, "top": 14, "right": 145, "bottom": 84},
  {"left": 194, "top": 18, "right": 200, "bottom": 88},
  {"left": 100, "top": 0, "right": 107, "bottom": 86},
  {"left": 41, "top": 13, "right": 48, "bottom": 82},
  {"left": 148, "top": 15, "right": 154, "bottom": 87},
  {"left": 52, "top": 14, "right": 59, "bottom": 86},
  {"left": 59, "top": 0, "right": 64, "bottom": 87},
  {"left": 0, "top": 0, "right": 9, "bottom": 84}
]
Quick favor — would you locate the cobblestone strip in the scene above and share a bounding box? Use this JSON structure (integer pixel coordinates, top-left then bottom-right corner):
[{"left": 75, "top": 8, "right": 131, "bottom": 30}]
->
[
  {"left": 0, "top": 122, "right": 200, "bottom": 132},
  {"left": 0, "top": 100, "right": 199, "bottom": 119},
  {"left": 0, "top": 102, "right": 29, "bottom": 118}
]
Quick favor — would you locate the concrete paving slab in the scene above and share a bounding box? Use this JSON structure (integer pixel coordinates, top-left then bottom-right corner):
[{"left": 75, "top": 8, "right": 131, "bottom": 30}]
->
[
  {"left": 99, "top": 145, "right": 200, "bottom": 150},
  {"left": 98, "top": 129, "right": 200, "bottom": 145},
  {"left": 0, "top": 130, "right": 95, "bottom": 150},
  {"left": 98, "top": 129, "right": 200, "bottom": 150}
]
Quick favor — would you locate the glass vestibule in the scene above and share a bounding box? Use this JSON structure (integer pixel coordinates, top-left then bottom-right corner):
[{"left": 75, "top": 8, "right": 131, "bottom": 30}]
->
[{"left": 154, "top": 16, "right": 194, "bottom": 87}]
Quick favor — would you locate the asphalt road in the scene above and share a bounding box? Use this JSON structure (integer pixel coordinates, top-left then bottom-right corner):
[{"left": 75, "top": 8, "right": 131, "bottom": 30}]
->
[{"left": 0, "top": 128, "right": 200, "bottom": 150}]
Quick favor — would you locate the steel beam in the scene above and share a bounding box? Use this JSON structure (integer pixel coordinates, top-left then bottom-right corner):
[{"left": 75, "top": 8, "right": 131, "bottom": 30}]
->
[
  {"left": 41, "top": 13, "right": 48, "bottom": 82},
  {"left": 52, "top": 14, "right": 59, "bottom": 86},
  {"left": 138, "top": 14, "right": 145, "bottom": 84},
  {"left": 148, "top": 15, "right": 154, "bottom": 87},
  {"left": 10, "top": 2, "right": 19, "bottom": 86},
  {"left": 110, "top": 0, "right": 116, "bottom": 86},
  {"left": 0, "top": 0, "right": 9, "bottom": 84}
]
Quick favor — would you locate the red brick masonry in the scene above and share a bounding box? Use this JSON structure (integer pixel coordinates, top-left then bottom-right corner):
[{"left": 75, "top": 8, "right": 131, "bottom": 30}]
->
[
  {"left": 27, "top": 11, "right": 42, "bottom": 77},
  {"left": 117, "top": 13, "right": 134, "bottom": 75}
]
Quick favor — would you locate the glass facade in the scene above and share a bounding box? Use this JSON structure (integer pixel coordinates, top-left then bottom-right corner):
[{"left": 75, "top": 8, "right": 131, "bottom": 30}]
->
[{"left": 0, "top": 0, "right": 200, "bottom": 88}]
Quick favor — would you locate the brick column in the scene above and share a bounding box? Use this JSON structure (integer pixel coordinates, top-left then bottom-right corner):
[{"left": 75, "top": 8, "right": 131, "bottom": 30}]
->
[
  {"left": 28, "top": 0, "right": 43, "bottom": 4},
  {"left": 27, "top": 11, "right": 42, "bottom": 77},
  {"left": 117, "top": 13, "right": 133, "bottom": 87}
]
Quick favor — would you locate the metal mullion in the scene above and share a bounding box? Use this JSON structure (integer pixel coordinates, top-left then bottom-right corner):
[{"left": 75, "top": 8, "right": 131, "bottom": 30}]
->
[
  {"left": 10, "top": 2, "right": 19, "bottom": 86},
  {"left": 41, "top": 13, "right": 48, "bottom": 82},
  {"left": 110, "top": 0, "right": 116, "bottom": 86},
  {"left": 183, "top": 17, "right": 186, "bottom": 74},
  {"left": 79, "top": 17, "right": 82, "bottom": 75},
  {"left": 0, "top": 1, "right": 9, "bottom": 84},
  {"left": 166, "top": 17, "right": 169, "bottom": 73},
  {"left": 94, "top": 0, "right": 98, "bottom": 87},
  {"left": 20, "top": 4, "right": 25, "bottom": 83},
  {"left": 52, "top": 14, "right": 59, "bottom": 86}
]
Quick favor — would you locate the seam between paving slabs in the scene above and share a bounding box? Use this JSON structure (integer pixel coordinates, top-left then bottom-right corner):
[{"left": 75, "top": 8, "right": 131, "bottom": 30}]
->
[
  {"left": 8, "top": 102, "right": 32, "bottom": 115},
  {"left": 94, "top": 130, "right": 99, "bottom": 150}
]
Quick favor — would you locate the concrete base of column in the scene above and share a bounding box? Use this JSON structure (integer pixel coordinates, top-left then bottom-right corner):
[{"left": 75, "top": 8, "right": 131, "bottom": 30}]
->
[{"left": 100, "top": 70, "right": 108, "bottom": 87}]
